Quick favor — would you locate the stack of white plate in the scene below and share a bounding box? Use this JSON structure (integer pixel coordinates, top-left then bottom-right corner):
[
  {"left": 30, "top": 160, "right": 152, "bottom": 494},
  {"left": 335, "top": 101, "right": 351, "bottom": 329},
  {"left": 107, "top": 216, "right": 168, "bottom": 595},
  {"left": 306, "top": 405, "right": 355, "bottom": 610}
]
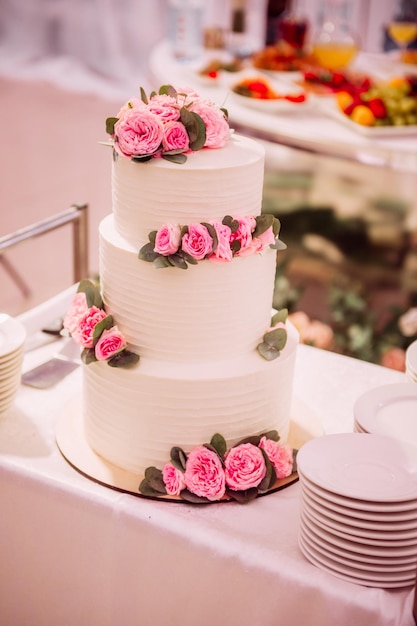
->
[
  {"left": 0, "top": 314, "right": 26, "bottom": 416},
  {"left": 297, "top": 433, "right": 417, "bottom": 588},
  {"left": 406, "top": 341, "right": 417, "bottom": 383},
  {"left": 353, "top": 383, "right": 417, "bottom": 446}
]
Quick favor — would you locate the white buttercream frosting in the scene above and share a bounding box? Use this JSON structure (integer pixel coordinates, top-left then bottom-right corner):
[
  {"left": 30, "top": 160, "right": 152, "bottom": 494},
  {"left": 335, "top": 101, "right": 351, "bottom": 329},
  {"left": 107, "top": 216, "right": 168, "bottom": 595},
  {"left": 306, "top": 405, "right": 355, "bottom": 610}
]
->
[{"left": 83, "top": 133, "right": 298, "bottom": 475}]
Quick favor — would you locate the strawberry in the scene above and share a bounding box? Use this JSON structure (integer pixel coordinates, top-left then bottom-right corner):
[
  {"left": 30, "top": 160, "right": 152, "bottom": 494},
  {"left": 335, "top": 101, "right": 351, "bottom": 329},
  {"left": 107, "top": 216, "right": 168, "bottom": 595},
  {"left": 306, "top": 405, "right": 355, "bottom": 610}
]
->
[
  {"left": 367, "top": 98, "right": 387, "bottom": 119},
  {"left": 285, "top": 93, "right": 306, "bottom": 103}
]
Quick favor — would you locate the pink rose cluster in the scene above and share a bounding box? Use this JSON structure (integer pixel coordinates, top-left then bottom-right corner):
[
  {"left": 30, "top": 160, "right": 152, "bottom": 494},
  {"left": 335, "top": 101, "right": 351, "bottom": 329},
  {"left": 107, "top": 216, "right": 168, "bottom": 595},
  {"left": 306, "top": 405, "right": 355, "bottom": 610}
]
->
[
  {"left": 159, "top": 435, "right": 294, "bottom": 503},
  {"left": 109, "top": 85, "right": 230, "bottom": 160},
  {"left": 63, "top": 292, "right": 128, "bottom": 362},
  {"left": 153, "top": 216, "right": 276, "bottom": 264}
]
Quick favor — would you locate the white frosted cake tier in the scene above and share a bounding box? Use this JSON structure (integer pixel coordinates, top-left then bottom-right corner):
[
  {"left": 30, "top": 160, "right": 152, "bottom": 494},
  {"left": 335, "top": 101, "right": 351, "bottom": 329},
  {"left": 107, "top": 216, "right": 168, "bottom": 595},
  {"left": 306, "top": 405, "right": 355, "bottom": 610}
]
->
[
  {"left": 99, "top": 215, "right": 278, "bottom": 362},
  {"left": 112, "top": 133, "right": 265, "bottom": 246},
  {"left": 84, "top": 324, "right": 298, "bottom": 475}
]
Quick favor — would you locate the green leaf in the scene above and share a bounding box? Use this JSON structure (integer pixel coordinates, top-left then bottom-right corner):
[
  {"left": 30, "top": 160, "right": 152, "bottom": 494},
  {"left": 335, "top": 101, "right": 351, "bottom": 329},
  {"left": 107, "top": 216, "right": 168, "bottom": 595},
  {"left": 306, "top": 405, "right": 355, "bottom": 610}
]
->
[
  {"left": 105, "top": 116, "right": 118, "bottom": 135},
  {"left": 222, "top": 215, "right": 239, "bottom": 233},
  {"left": 179, "top": 489, "right": 211, "bottom": 504},
  {"left": 139, "top": 86, "right": 148, "bottom": 104},
  {"left": 270, "top": 238, "right": 287, "bottom": 251},
  {"left": 107, "top": 350, "right": 140, "bottom": 368},
  {"left": 264, "top": 327, "right": 287, "bottom": 351},
  {"left": 77, "top": 278, "right": 98, "bottom": 308},
  {"left": 230, "top": 240, "right": 241, "bottom": 254},
  {"left": 167, "top": 253, "right": 188, "bottom": 269},
  {"left": 257, "top": 342, "right": 281, "bottom": 361},
  {"left": 271, "top": 309, "right": 288, "bottom": 326},
  {"left": 138, "top": 479, "right": 165, "bottom": 498},
  {"left": 253, "top": 214, "right": 274, "bottom": 237},
  {"left": 210, "top": 433, "right": 227, "bottom": 458},
  {"left": 131, "top": 154, "right": 153, "bottom": 163},
  {"left": 180, "top": 225, "right": 189, "bottom": 238},
  {"left": 201, "top": 222, "right": 218, "bottom": 254},
  {"left": 92, "top": 315, "right": 114, "bottom": 343},
  {"left": 138, "top": 242, "right": 159, "bottom": 262},
  {"left": 153, "top": 255, "right": 172, "bottom": 269},
  {"left": 180, "top": 108, "right": 206, "bottom": 151},
  {"left": 181, "top": 251, "right": 198, "bottom": 265},
  {"left": 220, "top": 106, "right": 229, "bottom": 120},
  {"left": 170, "top": 447, "right": 187, "bottom": 471},
  {"left": 162, "top": 153, "right": 187, "bottom": 165},
  {"left": 159, "top": 84, "right": 177, "bottom": 98},
  {"left": 144, "top": 467, "right": 167, "bottom": 494},
  {"left": 258, "top": 449, "right": 276, "bottom": 492},
  {"left": 81, "top": 347, "right": 97, "bottom": 365},
  {"left": 262, "top": 430, "right": 280, "bottom": 442},
  {"left": 149, "top": 230, "right": 157, "bottom": 246},
  {"left": 226, "top": 488, "right": 258, "bottom": 503}
]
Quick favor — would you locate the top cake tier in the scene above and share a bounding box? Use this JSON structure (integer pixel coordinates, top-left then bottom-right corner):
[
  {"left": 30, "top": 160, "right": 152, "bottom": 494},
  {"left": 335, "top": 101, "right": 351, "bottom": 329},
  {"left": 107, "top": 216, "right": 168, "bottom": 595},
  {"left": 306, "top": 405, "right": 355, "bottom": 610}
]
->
[{"left": 112, "top": 134, "right": 265, "bottom": 247}]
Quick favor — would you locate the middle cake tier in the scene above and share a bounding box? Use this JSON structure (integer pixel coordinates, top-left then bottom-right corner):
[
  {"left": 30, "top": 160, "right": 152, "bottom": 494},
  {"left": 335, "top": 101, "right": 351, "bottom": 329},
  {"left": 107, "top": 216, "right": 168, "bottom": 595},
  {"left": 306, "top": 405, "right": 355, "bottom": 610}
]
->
[{"left": 99, "top": 215, "right": 279, "bottom": 363}]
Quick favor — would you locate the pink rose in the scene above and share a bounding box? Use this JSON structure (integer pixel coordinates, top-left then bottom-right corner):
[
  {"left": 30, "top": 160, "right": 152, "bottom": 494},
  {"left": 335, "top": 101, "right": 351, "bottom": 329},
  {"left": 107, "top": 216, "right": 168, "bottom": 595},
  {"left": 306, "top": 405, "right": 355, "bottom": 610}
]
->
[
  {"left": 224, "top": 443, "right": 267, "bottom": 491},
  {"left": 181, "top": 223, "right": 214, "bottom": 260},
  {"left": 94, "top": 326, "right": 127, "bottom": 361},
  {"left": 114, "top": 108, "right": 164, "bottom": 157},
  {"left": 399, "top": 308, "right": 417, "bottom": 337},
  {"left": 380, "top": 347, "right": 406, "bottom": 372},
  {"left": 238, "top": 226, "right": 276, "bottom": 257},
  {"left": 161, "top": 120, "right": 190, "bottom": 153},
  {"left": 115, "top": 98, "right": 146, "bottom": 123},
  {"left": 259, "top": 437, "right": 293, "bottom": 479},
  {"left": 63, "top": 292, "right": 88, "bottom": 336},
  {"left": 184, "top": 446, "right": 226, "bottom": 501},
  {"left": 72, "top": 306, "right": 107, "bottom": 348},
  {"left": 154, "top": 223, "right": 182, "bottom": 256},
  {"left": 230, "top": 216, "right": 256, "bottom": 255},
  {"left": 303, "top": 320, "right": 334, "bottom": 350},
  {"left": 189, "top": 99, "right": 230, "bottom": 148},
  {"left": 147, "top": 94, "right": 181, "bottom": 122},
  {"left": 162, "top": 462, "right": 186, "bottom": 496},
  {"left": 208, "top": 221, "right": 233, "bottom": 263}
]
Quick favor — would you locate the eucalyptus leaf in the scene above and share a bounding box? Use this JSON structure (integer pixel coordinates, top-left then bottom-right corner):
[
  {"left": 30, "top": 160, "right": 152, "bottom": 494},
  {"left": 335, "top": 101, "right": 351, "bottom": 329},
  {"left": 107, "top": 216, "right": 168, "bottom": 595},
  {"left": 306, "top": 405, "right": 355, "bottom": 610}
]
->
[
  {"left": 159, "top": 84, "right": 177, "bottom": 98},
  {"left": 261, "top": 430, "right": 280, "bottom": 442},
  {"left": 257, "top": 342, "right": 280, "bottom": 361},
  {"left": 270, "top": 238, "right": 287, "bottom": 251},
  {"left": 139, "top": 479, "right": 164, "bottom": 498},
  {"left": 144, "top": 467, "right": 167, "bottom": 494},
  {"left": 272, "top": 217, "right": 281, "bottom": 237},
  {"left": 92, "top": 315, "right": 114, "bottom": 343},
  {"left": 180, "top": 108, "right": 206, "bottom": 151},
  {"left": 264, "top": 327, "right": 287, "bottom": 351},
  {"left": 271, "top": 309, "right": 288, "bottom": 326},
  {"left": 181, "top": 251, "right": 198, "bottom": 265},
  {"left": 162, "top": 153, "right": 187, "bottom": 165},
  {"left": 167, "top": 253, "right": 188, "bottom": 269},
  {"left": 149, "top": 230, "right": 157, "bottom": 246},
  {"left": 258, "top": 449, "right": 276, "bottom": 492},
  {"left": 131, "top": 154, "right": 153, "bottom": 163},
  {"left": 140, "top": 86, "right": 148, "bottom": 104},
  {"left": 77, "top": 278, "right": 96, "bottom": 308},
  {"left": 180, "top": 225, "right": 189, "bottom": 238},
  {"left": 226, "top": 488, "right": 258, "bottom": 504},
  {"left": 210, "top": 433, "right": 227, "bottom": 458},
  {"left": 138, "top": 242, "right": 159, "bottom": 262},
  {"left": 201, "top": 222, "right": 218, "bottom": 253},
  {"left": 153, "top": 255, "right": 172, "bottom": 269},
  {"left": 253, "top": 214, "right": 274, "bottom": 237},
  {"left": 220, "top": 106, "right": 229, "bottom": 120},
  {"left": 170, "top": 446, "right": 187, "bottom": 471},
  {"left": 179, "top": 489, "right": 211, "bottom": 504},
  {"left": 81, "top": 347, "right": 97, "bottom": 365},
  {"left": 233, "top": 435, "right": 261, "bottom": 447},
  {"left": 105, "top": 116, "right": 118, "bottom": 135},
  {"left": 230, "top": 240, "right": 241, "bottom": 254},
  {"left": 107, "top": 350, "right": 140, "bottom": 368},
  {"left": 222, "top": 215, "right": 239, "bottom": 233}
]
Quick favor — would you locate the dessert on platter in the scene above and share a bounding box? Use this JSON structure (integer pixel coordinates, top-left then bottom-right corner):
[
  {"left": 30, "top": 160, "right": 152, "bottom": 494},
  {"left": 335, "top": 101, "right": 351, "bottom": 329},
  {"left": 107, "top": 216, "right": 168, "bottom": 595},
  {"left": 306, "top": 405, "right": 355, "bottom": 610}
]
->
[{"left": 62, "top": 85, "right": 299, "bottom": 503}]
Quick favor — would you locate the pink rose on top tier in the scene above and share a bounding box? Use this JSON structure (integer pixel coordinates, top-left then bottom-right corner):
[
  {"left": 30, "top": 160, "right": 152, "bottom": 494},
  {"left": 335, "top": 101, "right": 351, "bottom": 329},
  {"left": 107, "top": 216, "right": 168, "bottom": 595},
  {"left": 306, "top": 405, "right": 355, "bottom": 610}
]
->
[
  {"left": 181, "top": 223, "right": 214, "bottom": 260},
  {"left": 116, "top": 98, "right": 145, "bottom": 122},
  {"left": 230, "top": 216, "right": 256, "bottom": 255},
  {"left": 154, "top": 224, "right": 182, "bottom": 256},
  {"left": 189, "top": 99, "right": 230, "bottom": 148},
  {"left": 63, "top": 292, "right": 88, "bottom": 336},
  {"left": 259, "top": 437, "right": 293, "bottom": 479},
  {"left": 162, "top": 462, "right": 186, "bottom": 496},
  {"left": 161, "top": 121, "right": 190, "bottom": 153},
  {"left": 209, "top": 221, "right": 233, "bottom": 263},
  {"left": 184, "top": 446, "right": 226, "bottom": 500},
  {"left": 73, "top": 306, "right": 108, "bottom": 349},
  {"left": 95, "top": 326, "right": 127, "bottom": 361},
  {"left": 147, "top": 94, "right": 181, "bottom": 122},
  {"left": 224, "top": 443, "right": 267, "bottom": 491},
  {"left": 114, "top": 108, "right": 164, "bottom": 157}
]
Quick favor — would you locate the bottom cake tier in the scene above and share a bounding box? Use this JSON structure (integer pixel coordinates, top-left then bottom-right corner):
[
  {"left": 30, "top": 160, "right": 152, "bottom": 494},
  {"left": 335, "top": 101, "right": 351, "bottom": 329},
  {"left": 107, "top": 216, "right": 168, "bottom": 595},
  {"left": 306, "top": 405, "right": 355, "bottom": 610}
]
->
[{"left": 83, "top": 324, "right": 298, "bottom": 475}]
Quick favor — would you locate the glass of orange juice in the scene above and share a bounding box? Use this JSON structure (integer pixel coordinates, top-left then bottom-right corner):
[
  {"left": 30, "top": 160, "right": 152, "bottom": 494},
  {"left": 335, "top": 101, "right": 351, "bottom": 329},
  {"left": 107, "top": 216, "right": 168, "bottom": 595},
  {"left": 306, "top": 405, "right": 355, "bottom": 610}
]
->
[
  {"left": 387, "top": 0, "right": 417, "bottom": 60},
  {"left": 312, "top": 1, "right": 360, "bottom": 70}
]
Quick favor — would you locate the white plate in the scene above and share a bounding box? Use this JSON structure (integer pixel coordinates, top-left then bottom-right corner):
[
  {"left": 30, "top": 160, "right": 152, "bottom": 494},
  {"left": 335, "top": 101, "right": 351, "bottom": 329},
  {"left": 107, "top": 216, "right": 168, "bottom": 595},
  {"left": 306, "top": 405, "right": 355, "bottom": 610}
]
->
[
  {"left": 317, "top": 97, "right": 417, "bottom": 137},
  {"left": 299, "top": 531, "right": 415, "bottom": 587},
  {"left": 0, "top": 315, "right": 26, "bottom": 358},
  {"left": 296, "top": 433, "right": 417, "bottom": 503},
  {"left": 354, "top": 383, "right": 417, "bottom": 445},
  {"left": 301, "top": 512, "right": 417, "bottom": 558},
  {"left": 406, "top": 340, "right": 417, "bottom": 373},
  {"left": 299, "top": 471, "right": 417, "bottom": 513},
  {"left": 300, "top": 522, "right": 417, "bottom": 568},
  {"left": 300, "top": 485, "right": 417, "bottom": 531},
  {"left": 302, "top": 500, "right": 417, "bottom": 545},
  {"left": 230, "top": 89, "right": 313, "bottom": 113}
]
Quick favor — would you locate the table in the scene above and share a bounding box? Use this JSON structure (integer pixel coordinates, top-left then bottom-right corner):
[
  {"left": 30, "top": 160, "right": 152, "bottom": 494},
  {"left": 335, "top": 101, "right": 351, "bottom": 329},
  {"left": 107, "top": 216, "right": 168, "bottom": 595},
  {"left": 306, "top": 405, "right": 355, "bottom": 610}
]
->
[
  {"left": 149, "top": 41, "right": 417, "bottom": 174},
  {"left": 0, "top": 287, "right": 414, "bottom": 626}
]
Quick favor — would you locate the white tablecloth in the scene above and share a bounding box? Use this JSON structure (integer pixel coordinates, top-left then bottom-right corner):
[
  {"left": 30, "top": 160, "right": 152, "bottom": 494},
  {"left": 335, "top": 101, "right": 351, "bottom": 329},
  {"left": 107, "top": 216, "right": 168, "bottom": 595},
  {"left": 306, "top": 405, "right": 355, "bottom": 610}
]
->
[{"left": 0, "top": 288, "right": 413, "bottom": 626}]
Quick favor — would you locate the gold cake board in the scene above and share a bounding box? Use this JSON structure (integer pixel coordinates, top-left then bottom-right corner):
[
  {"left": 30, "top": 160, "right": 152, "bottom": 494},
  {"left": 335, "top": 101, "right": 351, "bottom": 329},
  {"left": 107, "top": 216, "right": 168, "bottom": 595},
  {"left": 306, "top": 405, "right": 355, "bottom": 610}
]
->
[{"left": 56, "top": 396, "right": 324, "bottom": 503}]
